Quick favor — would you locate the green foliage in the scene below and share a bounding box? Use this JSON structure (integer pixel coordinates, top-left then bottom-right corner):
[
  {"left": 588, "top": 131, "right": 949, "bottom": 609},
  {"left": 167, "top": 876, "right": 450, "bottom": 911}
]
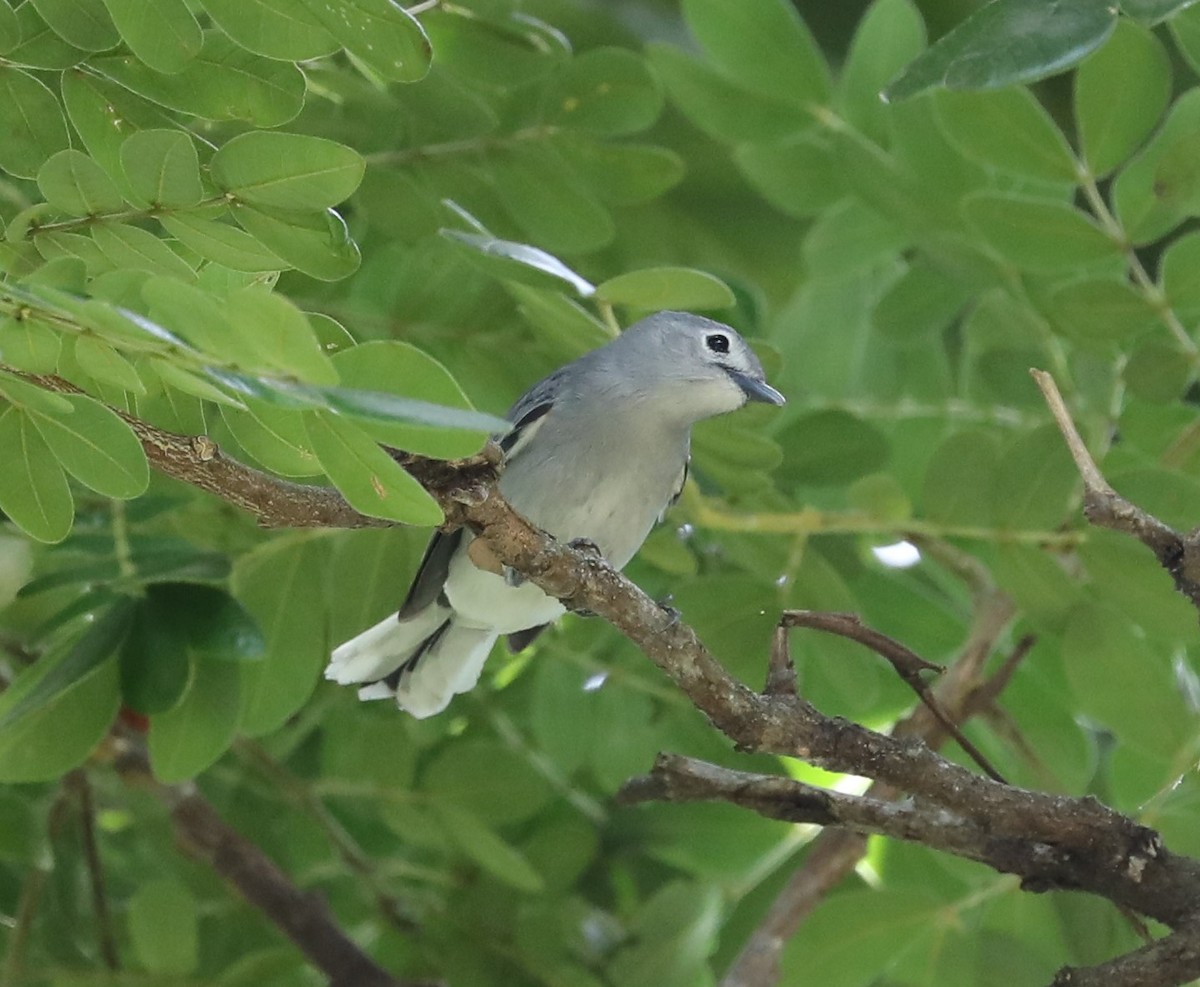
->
[{"left": 3, "top": 0, "right": 1200, "bottom": 985}]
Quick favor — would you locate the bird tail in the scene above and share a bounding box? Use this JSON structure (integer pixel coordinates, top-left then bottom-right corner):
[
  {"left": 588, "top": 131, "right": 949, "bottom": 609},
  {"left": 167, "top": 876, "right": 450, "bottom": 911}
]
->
[{"left": 326, "top": 608, "right": 497, "bottom": 719}]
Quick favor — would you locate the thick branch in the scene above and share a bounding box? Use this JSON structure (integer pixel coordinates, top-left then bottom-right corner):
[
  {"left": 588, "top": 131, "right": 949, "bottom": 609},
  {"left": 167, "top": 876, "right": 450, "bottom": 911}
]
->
[
  {"left": 1052, "top": 925, "right": 1200, "bottom": 987},
  {"left": 1032, "top": 369, "right": 1200, "bottom": 613}
]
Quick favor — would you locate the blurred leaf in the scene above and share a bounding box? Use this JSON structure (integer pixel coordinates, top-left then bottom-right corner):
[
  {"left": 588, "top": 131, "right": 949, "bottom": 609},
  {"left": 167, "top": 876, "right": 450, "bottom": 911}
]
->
[
  {"left": 441, "top": 229, "right": 594, "bottom": 296},
  {"left": 886, "top": 0, "right": 1117, "bottom": 101},
  {"left": 119, "top": 129, "right": 203, "bottom": 208},
  {"left": 304, "top": 409, "right": 443, "bottom": 525},
  {"left": 1123, "top": 0, "right": 1200, "bottom": 22},
  {"left": 545, "top": 46, "right": 663, "bottom": 135},
  {"left": 555, "top": 137, "right": 684, "bottom": 206},
  {"left": 0, "top": 597, "right": 132, "bottom": 730},
  {"left": 436, "top": 803, "right": 546, "bottom": 893},
  {"left": 234, "top": 537, "right": 329, "bottom": 735},
  {"left": 994, "top": 425, "right": 1077, "bottom": 529},
  {"left": 29, "top": 392, "right": 149, "bottom": 498},
  {"left": 232, "top": 204, "right": 361, "bottom": 281},
  {"left": 595, "top": 268, "right": 735, "bottom": 310},
  {"left": 735, "top": 136, "right": 845, "bottom": 218},
  {"left": 922, "top": 429, "right": 999, "bottom": 526},
  {"left": 149, "top": 654, "right": 240, "bottom": 781},
  {"left": 777, "top": 410, "right": 889, "bottom": 486},
  {"left": 0, "top": 67, "right": 71, "bottom": 179},
  {"left": 0, "top": 406, "right": 74, "bottom": 543},
  {"left": 1045, "top": 278, "right": 1159, "bottom": 345},
  {"left": 681, "top": 0, "right": 830, "bottom": 106},
  {"left": 119, "top": 598, "right": 192, "bottom": 714},
  {"left": 0, "top": 1, "right": 15, "bottom": 52},
  {"left": 127, "top": 879, "right": 198, "bottom": 975},
  {"left": 1075, "top": 20, "right": 1171, "bottom": 177},
  {"left": 93, "top": 33, "right": 304, "bottom": 126},
  {"left": 1171, "top": 5, "right": 1200, "bottom": 74},
  {"left": 101, "top": 0, "right": 201, "bottom": 73},
  {"left": 224, "top": 288, "right": 339, "bottom": 385},
  {"left": 611, "top": 880, "right": 721, "bottom": 987},
  {"left": 1124, "top": 336, "right": 1193, "bottom": 403},
  {"left": 198, "top": 0, "right": 337, "bottom": 60},
  {"left": 963, "top": 192, "right": 1120, "bottom": 270},
  {"left": 872, "top": 257, "right": 971, "bottom": 344},
  {"left": 1062, "top": 603, "right": 1193, "bottom": 758},
  {"left": 72, "top": 335, "right": 146, "bottom": 393},
  {"left": 648, "top": 44, "right": 811, "bottom": 142},
  {"left": 91, "top": 222, "right": 197, "bottom": 280},
  {"left": 298, "top": 0, "right": 431, "bottom": 82},
  {"left": 212, "top": 132, "right": 365, "bottom": 210},
  {"left": 424, "top": 739, "right": 555, "bottom": 826},
  {"left": 0, "top": 639, "right": 119, "bottom": 782},
  {"left": 934, "top": 87, "right": 1078, "bottom": 183},
  {"left": 838, "top": 0, "right": 926, "bottom": 141},
  {"left": 1113, "top": 88, "right": 1200, "bottom": 244},
  {"left": 330, "top": 340, "right": 493, "bottom": 457}
]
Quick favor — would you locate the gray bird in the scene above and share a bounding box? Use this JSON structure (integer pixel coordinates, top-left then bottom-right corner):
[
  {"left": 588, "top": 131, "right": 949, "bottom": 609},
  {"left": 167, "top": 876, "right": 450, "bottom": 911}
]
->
[{"left": 325, "top": 311, "right": 785, "bottom": 717}]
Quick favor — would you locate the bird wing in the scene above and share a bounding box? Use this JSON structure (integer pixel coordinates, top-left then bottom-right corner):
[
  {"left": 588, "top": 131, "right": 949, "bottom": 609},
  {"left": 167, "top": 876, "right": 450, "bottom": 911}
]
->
[
  {"left": 396, "top": 368, "right": 565, "bottom": 619},
  {"left": 660, "top": 458, "right": 689, "bottom": 523}
]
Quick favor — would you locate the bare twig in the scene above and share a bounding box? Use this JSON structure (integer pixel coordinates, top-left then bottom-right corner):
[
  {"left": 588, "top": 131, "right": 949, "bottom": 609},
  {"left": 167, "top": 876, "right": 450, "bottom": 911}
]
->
[
  {"left": 68, "top": 772, "right": 120, "bottom": 971},
  {"left": 1031, "top": 368, "right": 1200, "bottom": 614},
  {"left": 779, "top": 610, "right": 1007, "bottom": 783}
]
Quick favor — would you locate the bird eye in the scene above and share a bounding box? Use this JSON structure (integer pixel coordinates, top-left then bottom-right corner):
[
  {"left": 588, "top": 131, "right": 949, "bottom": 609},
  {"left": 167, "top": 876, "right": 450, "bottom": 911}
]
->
[{"left": 705, "top": 333, "right": 730, "bottom": 354}]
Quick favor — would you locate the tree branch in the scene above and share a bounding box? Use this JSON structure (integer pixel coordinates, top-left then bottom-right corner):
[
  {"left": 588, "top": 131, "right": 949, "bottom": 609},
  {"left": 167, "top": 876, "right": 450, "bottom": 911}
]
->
[
  {"left": 1031, "top": 368, "right": 1200, "bottom": 614},
  {"left": 114, "top": 742, "right": 435, "bottom": 987}
]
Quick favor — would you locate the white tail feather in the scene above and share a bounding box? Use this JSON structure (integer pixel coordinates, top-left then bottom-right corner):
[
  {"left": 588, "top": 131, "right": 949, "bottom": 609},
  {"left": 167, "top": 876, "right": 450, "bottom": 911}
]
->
[
  {"left": 391, "top": 623, "right": 497, "bottom": 718},
  {"left": 325, "top": 606, "right": 447, "bottom": 686}
]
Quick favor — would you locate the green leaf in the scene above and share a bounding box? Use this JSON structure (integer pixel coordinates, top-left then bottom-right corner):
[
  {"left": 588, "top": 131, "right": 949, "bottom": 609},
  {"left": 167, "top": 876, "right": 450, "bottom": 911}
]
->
[
  {"left": 330, "top": 340, "right": 494, "bottom": 457},
  {"left": 441, "top": 229, "right": 595, "bottom": 296},
  {"left": 159, "top": 213, "right": 284, "bottom": 272},
  {"left": 127, "top": 879, "right": 198, "bottom": 975},
  {"left": 1045, "top": 278, "right": 1159, "bottom": 345},
  {"left": 8, "top": 1, "right": 88, "bottom": 68},
  {"left": 304, "top": 410, "right": 443, "bottom": 524},
  {"left": 220, "top": 399, "right": 317, "bottom": 476},
  {"left": 1075, "top": 20, "right": 1171, "bottom": 177},
  {"left": 555, "top": 137, "right": 685, "bottom": 206},
  {"left": 0, "top": 0, "right": 20, "bottom": 52},
  {"left": 1171, "top": 5, "right": 1200, "bottom": 75},
  {"left": 119, "top": 598, "right": 192, "bottom": 714},
  {"left": 320, "top": 385, "right": 504, "bottom": 446},
  {"left": 1113, "top": 88, "right": 1200, "bottom": 243},
  {"left": 648, "top": 43, "right": 812, "bottom": 142},
  {"left": 298, "top": 0, "right": 431, "bottom": 82},
  {"left": 921, "top": 429, "right": 998, "bottom": 526},
  {"left": 224, "top": 288, "right": 339, "bottom": 385},
  {"left": 0, "top": 598, "right": 132, "bottom": 731},
  {"left": 0, "top": 642, "right": 119, "bottom": 783},
  {"left": 1122, "top": 0, "right": 1200, "bottom": 23},
  {"left": 60, "top": 71, "right": 168, "bottom": 182},
  {"left": 734, "top": 136, "right": 846, "bottom": 218},
  {"left": 91, "top": 222, "right": 197, "bottom": 280},
  {"left": 934, "top": 87, "right": 1078, "bottom": 183},
  {"left": 197, "top": 0, "right": 337, "bottom": 60},
  {"left": 29, "top": 392, "right": 149, "bottom": 498},
  {"left": 962, "top": 192, "right": 1120, "bottom": 270},
  {"left": 872, "top": 258, "right": 971, "bottom": 344},
  {"left": 0, "top": 67, "right": 71, "bottom": 179},
  {"left": 595, "top": 267, "right": 735, "bottom": 310},
  {"left": 681, "top": 0, "right": 830, "bottom": 106},
  {"left": 119, "top": 129, "right": 203, "bottom": 208},
  {"left": 435, "top": 803, "right": 545, "bottom": 893},
  {"left": 149, "top": 654, "right": 240, "bottom": 781},
  {"left": 233, "top": 538, "right": 329, "bottom": 735},
  {"left": 0, "top": 318, "right": 63, "bottom": 374},
  {"left": 885, "top": 0, "right": 1117, "bottom": 101},
  {"left": 1161, "top": 229, "right": 1200, "bottom": 318},
  {"left": 36, "top": 149, "right": 125, "bottom": 217},
  {"left": 232, "top": 204, "right": 361, "bottom": 281},
  {"left": 0, "top": 370, "right": 75, "bottom": 414},
  {"left": 0, "top": 406, "right": 74, "bottom": 542},
  {"left": 151, "top": 359, "right": 245, "bottom": 408},
  {"left": 776, "top": 410, "right": 888, "bottom": 486},
  {"left": 611, "top": 880, "right": 722, "bottom": 987},
  {"left": 100, "top": 0, "right": 201, "bottom": 73},
  {"left": 211, "top": 132, "right": 365, "bottom": 211},
  {"left": 29, "top": 0, "right": 118, "bottom": 51},
  {"left": 545, "top": 47, "right": 663, "bottom": 135},
  {"left": 994, "top": 425, "right": 1077, "bottom": 529},
  {"left": 423, "top": 739, "right": 555, "bottom": 826},
  {"left": 838, "top": 0, "right": 927, "bottom": 142},
  {"left": 1062, "top": 603, "right": 1193, "bottom": 758},
  {"left": 92, "top": 33, "right": 304, "bottom": 126},
  {"left": 490, "top": 144, "right": 614, "bottom": 254},
  {"left": 141, "top": 276, "right": 262, "bottom": 369},
  {"left": 152, "top": 583, "right": 266, "bottom": 663}
]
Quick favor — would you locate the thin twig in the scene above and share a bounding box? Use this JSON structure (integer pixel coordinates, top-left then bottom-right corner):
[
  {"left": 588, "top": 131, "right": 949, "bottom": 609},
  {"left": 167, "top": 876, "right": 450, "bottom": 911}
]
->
[{"left": 69, "top": 772, "right": 120, "bottom": 971}]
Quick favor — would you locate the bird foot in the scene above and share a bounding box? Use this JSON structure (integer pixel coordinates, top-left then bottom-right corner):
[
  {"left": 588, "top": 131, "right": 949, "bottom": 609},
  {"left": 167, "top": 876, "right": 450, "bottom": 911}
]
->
[
  {"left": 502, "top": 565, "right": 527, "bottom": 587},
  {"left": 657, "top": 594, "right": 681, "bottom": 626}
]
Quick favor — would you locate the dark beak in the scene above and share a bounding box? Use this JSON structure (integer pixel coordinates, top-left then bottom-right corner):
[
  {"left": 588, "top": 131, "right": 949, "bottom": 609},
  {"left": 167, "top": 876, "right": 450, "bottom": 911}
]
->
[{"left": 727, "top": 369, "right": 786, "bottom": 406}]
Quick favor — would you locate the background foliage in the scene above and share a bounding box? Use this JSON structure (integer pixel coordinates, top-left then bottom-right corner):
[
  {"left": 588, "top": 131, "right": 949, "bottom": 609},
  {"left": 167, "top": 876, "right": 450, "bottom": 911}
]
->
[{"left": 2, "top": 0, "right": 1200, "bottom": 984}]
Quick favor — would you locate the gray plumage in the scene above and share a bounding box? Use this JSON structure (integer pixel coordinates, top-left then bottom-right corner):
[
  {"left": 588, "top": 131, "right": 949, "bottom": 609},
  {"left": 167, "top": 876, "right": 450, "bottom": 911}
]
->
[{"left": 325, "top": 311, "right": 785, "bottom": 717}]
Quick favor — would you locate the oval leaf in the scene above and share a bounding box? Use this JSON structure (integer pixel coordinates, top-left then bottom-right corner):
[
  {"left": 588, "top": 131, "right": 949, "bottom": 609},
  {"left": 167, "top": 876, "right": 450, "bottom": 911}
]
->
[{"left": 211, "top": 132, "right": 365, "bottom": 211}]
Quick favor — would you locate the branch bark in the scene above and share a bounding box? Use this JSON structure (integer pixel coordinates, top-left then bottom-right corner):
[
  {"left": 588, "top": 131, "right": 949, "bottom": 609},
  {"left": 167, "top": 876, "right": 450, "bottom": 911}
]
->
[{"left": 16, "top": 369, "right": 1200, "bottom": 986}]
